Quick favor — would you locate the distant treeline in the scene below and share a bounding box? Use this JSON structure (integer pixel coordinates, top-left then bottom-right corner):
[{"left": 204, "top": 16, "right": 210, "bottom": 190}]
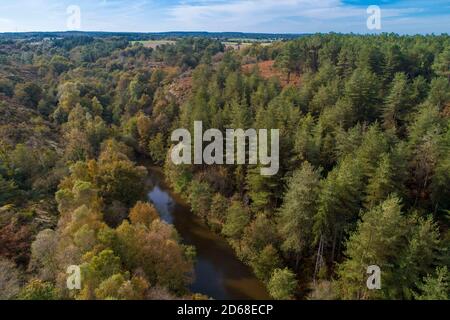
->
[{"left": 0, "top": 31, "right": 306, "bottom": 41}]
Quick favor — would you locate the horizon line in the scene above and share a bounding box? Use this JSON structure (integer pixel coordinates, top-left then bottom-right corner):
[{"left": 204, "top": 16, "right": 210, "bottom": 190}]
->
[{"left": 0, "top": 30, "right": 448, "bottom": 37}]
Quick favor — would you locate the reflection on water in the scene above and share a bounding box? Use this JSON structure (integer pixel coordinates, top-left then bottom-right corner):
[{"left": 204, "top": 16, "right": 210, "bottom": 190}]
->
[
  {"left": 149, "top": 185, "right": 175, "bottom": 224},
  {"left": 147, "top": 168, "right": 271, "bottom": 300}
]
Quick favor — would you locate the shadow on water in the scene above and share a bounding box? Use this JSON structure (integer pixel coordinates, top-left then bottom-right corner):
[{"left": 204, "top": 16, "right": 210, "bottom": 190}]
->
[{"left": 146, "top": 167, "right": 271, "bottom": 300}]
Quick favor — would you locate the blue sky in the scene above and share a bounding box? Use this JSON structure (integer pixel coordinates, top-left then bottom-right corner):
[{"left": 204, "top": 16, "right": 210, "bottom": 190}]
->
[{"left": 0, "top": 0, "right": 448, "bottom": 34}]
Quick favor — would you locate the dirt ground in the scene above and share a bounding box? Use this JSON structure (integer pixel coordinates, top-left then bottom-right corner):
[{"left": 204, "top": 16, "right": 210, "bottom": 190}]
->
[{"left": 242, "top": 60, "right": 301, "bottom": 87}]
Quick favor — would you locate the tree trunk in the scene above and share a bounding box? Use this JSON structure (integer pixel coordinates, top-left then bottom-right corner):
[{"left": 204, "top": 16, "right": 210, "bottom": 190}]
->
[
  {"left": 295, "top": 253, "right": 300, "bottom": 271},
  {"left": 331, "top": 228, "right": 337, "bottom": 263}
]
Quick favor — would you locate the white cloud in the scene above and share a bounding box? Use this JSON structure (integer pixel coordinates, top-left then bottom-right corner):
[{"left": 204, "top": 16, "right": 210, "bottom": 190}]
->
[
  {"left": 167, "top": 0, "right": 425, "bottom": 33},
  {"left": 0, "top": 18, "right": 15, "bottom": 32},
  {"left": 0, "top": 0, "right": 446, "bottom": 34}
]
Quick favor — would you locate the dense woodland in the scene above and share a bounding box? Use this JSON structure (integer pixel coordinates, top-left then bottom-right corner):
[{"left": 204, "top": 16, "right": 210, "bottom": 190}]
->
[{"left": 0, "top": 33, "right": 449, "bottom": 300}]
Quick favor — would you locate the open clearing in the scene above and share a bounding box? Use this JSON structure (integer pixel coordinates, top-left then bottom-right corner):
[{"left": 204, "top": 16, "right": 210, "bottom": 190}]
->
[
  {"left": 223, "top": 39, "right": 273, "bottom": 51},
  {"left": 132, "top": 40, "right": 176, "bottom": 49},
  {"left": 242, "top": 60, "right": 301, "bottom": 87}
]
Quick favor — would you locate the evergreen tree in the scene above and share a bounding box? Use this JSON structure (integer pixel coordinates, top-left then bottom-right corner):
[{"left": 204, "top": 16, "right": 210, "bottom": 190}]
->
[
  {"left": 246, "top": 167, "right": 279, "bottom": 212},
  {"left": 251, "top": 245, "right": 282, "bottom": 283},
  {"left": 433, "top": 47, "right": 450, "bottom": 82},
  {"left": 188, "top": 180, "right": 213, "bottom": 220},
  {"left": 222, "top": 200, "right": 250, "bottom": 240},
  {"left": 365, "top": 153, "right": 399, "bottom": 209},
  {"left": 335, "top": 197, "right": 443, "bottom": 300},
  {"left": 383, "top": 73, "right": 412, "bottom": 133},
  {"left": 335, "top": 197, "right": 409, "bottom": 300},
  {"left": 427, "top": 77, "right": 450, "bottom": 111},
  {"left": 344, "top": 68, "right": 381, "bottom": 122},
  {"left": 384, "top": 44, "right": 405, "bottom": 83},
  {"left": 268, "top": 268, "right": 297, "bottom": 300},
  {"left": 276, "top": 42, "right": 302, "bottom": 83},
  {"left": 278, "top": 162, "right": 321, "bottom": 269},
  {"left": 313, "top": 156, "right": 364, "bottom": 263},
  {"left": 414, "top": 267, "right": 449, "bottom": 300}
]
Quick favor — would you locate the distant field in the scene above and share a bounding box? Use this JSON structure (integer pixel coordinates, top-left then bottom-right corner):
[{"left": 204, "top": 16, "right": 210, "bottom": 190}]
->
[
  {"left": 227, "top": 38, "right": 276, "bottom": 43},
  {"left": 132, "top": 40, "right": 176, "bottom": 49},
  {"left": 223, "top": 39, "right": 273, "bottom": 50},
  {"left": 223, "top": 42, "right": 252, "bottom": 50},
  {"left": 131, "top": 39, "right": 274, "bottom": 51}
]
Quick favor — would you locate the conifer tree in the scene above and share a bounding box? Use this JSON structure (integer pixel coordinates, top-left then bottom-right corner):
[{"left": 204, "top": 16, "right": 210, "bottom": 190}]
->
[
  {"left": 383, "top": 73, "right": 412, "bottom": 132},
  {"left": 278, "top": 162, "right": 321, "bottom": 268}
]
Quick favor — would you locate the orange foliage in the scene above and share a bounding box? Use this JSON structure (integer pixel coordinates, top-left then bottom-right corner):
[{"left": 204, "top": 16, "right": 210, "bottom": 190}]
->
[
  {"left": 242, "top": 60, "right": 301, "bottom": 87},
  {"left": 129, "top": 201, "right": 159, "bottom": 226}
]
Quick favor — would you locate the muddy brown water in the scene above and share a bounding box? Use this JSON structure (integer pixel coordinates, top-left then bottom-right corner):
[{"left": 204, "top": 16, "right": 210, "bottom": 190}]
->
[{"left": 146, "top": 167, "right": 271, "bottom": 300}]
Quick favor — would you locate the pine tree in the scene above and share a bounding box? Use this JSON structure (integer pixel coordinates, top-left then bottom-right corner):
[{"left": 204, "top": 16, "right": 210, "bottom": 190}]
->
[
  {"left": 433, "top": 47, "right": 450, "bottom": 82},
  {"left": 276, "top": 42, "right": 302, "bottom": 83},
  {"left": 313, "top": 156, "right": 364, "bottom": 263},
  {"left": 188, "top": 180, "right": 213, "bottom": 220},
  {"left": 229, "top": 97, "right": 252, "bottom": 129},
  {"left": 383, "top": 73, "right": 412, "bottom": 133},
  {"left": 430, "top": 124, "right": 450, "bottom": 219},
  {"left": 394, "top": 215, "right": 442, "bottom": 299},
  {"left": 268, "top": 268, "right": 297, "bottom": 300},
  {"left": 246, "top": 166, "right": 278, "bottom": 212},
  {"left": 241, "top": 214, "right": 278, "bottom": 260},
  {"left": 365, "top": 153, "right": 398, "bottom": 209},
  {"left": 222, "top": 200, "right": 250, "bottom": 240},
  {"left": 335, "top": 197, "right": 443, "bottom": 300},
  {"left": 251, "top": 245, "right": 282, "bottom": 282},
  {"left": 337, "top": 46, "right": 356, "bottom": 79},
  {"left": 427, "top": 77, "right": 450, "bottom": 111},
  {"left": 414, "top": 267, "right": 449, "bottom": 300},
  {"left": 384, "top": 44, "right": 405, "bottom": 83},
  {"left": 354, "top": 124, "right": 390, "bottom": 178},
  {"left": 335, "top": 197, "right": 409, "bottom": 300},
  {"left": 344, "top": 68, "right": 381, "bottom": 122},
  {"left": 294, "top": 114, "right": 320, "bottom": 166},
  {"left": 278, "top": 162, "right": 321, "bottom": 269}
]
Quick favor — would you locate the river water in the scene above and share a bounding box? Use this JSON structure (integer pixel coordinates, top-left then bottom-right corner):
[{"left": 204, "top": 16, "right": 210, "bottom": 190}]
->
[{"left": 146, "top": 168, "right": 271, "bottom": 300}]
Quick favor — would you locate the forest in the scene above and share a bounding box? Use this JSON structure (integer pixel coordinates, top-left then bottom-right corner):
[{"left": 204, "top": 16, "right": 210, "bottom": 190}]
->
[{"left": 0, "top": 33, "right": 449, "bottom": 300}]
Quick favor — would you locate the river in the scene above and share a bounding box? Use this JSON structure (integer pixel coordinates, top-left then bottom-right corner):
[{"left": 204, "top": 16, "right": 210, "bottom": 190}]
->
[{"left": 146, "top": 167, "right": 271, "bottom": 300}]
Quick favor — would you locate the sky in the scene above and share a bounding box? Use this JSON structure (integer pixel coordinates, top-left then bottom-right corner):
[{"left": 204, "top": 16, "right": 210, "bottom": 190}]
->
[{"left": 0, "top": 0, "right": 449, "bottom": 34}]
